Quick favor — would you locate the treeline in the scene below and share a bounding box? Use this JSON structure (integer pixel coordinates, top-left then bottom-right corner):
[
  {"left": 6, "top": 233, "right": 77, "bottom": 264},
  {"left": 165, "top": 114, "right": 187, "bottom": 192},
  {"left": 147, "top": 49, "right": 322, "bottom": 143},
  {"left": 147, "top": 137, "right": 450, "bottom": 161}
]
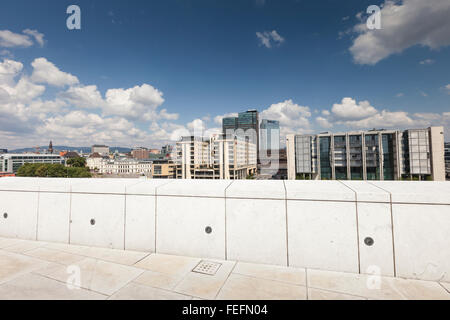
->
[{"left": 16, "top": 157, "right": 91, "bottom": 178}]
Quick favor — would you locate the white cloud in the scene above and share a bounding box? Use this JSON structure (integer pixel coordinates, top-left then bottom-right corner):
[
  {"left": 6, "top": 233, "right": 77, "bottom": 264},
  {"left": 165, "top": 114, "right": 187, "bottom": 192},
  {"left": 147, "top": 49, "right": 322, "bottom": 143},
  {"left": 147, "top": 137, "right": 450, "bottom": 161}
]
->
[
  {"left": 31, "top": 58, "right": 79, "bottom": 87},
  {"left": 260, "top": 99, "right": 311, "bottom": 135},
  {"left": 104, "top": 83, "right": 165, "bottom": 120},
  {"left": 22, "top": 29, "right": 45, "bottom": 47},
  {"left": 59, "top": 85, "right": 104, "bottom": 109},
  {"left": 214, "top": 112, "right": 238, "bottom": 125},
  {"left": 256, "top": 30, "right": 285, "bottom": 48},
  {"left": 0, "top": 30, "right": 33, "bottom": 47},
  {"left": 419, "top": 59, "right": 435, "bottom": 65},
  {"left": 316, "top": 116, "right": 333, "bottom": 129},
  {"left": 0, "top": 29, "right": 45, "bottom": 48},
  {"left": 331, "top": 97, "right": 378, "bottom": 120},
  {"left": 444, "top": 84, "right": 450, "bottom": 94},
  {"left": 396, "top": 93, "right": 404, "bottom": 97},
  {"left": 348, "top": 0, "right": 450, "bottom": 65}
]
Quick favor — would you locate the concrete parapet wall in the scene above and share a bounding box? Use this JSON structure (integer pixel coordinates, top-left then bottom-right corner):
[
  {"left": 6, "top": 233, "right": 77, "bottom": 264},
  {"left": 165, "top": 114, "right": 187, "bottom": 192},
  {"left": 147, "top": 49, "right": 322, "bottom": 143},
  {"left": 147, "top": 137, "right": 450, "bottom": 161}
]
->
[{"left": 0, "top": 177, "right": 448, "bottom": 282}]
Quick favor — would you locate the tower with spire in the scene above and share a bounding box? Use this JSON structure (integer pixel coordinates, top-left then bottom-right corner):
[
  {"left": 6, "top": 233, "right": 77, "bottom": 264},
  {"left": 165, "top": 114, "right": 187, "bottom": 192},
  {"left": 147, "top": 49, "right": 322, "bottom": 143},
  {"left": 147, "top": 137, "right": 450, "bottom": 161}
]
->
[{"left": 48, "top": 141, "right": 53, "bottom": 154}]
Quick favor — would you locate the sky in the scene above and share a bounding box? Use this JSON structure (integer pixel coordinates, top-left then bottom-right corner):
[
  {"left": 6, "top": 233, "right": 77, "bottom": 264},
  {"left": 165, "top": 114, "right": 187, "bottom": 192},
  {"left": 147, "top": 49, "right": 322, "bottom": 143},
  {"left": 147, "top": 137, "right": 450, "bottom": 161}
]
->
[{"left": 0, "top": 0, "right": 449, "bottom": 149}]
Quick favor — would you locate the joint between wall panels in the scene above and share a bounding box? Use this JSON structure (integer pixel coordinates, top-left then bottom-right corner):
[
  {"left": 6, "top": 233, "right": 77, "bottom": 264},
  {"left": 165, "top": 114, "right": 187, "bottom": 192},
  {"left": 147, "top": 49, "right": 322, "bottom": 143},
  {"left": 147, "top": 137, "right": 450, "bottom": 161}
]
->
[
  {"left": 224, "top": 181, "right": 235, "bottom": 261},
  {"left": 337, "top": 180, "right": 361, "bottom": 274},
  {"left": 367, "top": 181, "right": 397, "bottom": 277},
  {"left": 283, "top": 180, "right": 289, "bottom": 267}
]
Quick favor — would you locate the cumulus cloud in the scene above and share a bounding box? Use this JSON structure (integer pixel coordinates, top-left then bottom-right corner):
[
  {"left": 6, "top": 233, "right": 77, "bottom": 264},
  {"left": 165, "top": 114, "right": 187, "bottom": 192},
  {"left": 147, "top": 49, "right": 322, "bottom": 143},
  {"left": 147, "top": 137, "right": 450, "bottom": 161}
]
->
[
  {"left": 0, "top": 29, "right": 45, "bottom": 48},
  {"left": 331, "top": 97, "right": 378, "bottom": 120},
  {"left": 419, "top": 59, "right": 435, "bottom": 65},
  {"left": 214, "top": 112, "right": 238, "bottom": 125},
  {"left": 317, "top": 97, "right": 450, "bottom": 138},
  {"left": 104, "top": 84, "right": 165, "bottom": 120},
  {"left": 256, "top": 30, "right": 285, "bottom": 48},
  {"left": 22, "top": 29, "right": 45, "bottom": 47},
  {"left": 348, "top": 0, "right": 450, "bottom": 65},
  {"left": 31, "top": 58, "right": 79, "bottom": 87},
  {"left": 443, "top": 84, "right": 450, "bottom": 94}
]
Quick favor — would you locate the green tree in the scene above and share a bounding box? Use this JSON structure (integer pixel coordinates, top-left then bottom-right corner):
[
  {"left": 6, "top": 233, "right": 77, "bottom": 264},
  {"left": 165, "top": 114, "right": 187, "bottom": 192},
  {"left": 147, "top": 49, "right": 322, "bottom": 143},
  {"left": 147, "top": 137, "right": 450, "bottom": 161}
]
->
[
  {"left": 16, "top": 163, "right": 91, "bottom": 178},
  {"left": 66, "top": 157, "right": 87, "bottom": 168}
]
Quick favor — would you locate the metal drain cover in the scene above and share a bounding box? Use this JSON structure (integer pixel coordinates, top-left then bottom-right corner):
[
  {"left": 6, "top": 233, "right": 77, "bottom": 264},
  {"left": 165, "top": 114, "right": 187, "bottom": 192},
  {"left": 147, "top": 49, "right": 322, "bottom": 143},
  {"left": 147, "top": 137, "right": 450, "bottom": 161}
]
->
[{"left": 192, "top": 260, "right": 222, "bottom": 275}]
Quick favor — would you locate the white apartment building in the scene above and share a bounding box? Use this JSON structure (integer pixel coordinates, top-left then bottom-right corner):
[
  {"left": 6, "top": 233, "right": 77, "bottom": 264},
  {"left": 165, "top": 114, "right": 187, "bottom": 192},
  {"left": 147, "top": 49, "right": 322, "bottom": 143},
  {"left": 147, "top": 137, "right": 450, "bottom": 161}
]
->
[
  {"left": 86, "top": 156, "right": 152, "bottom": 176},
  {"left": 0, "top": 153, "right": 64, "bottom": 173},
  {"left": 175, "top": 134, "right": 257, "bottom": 179}
]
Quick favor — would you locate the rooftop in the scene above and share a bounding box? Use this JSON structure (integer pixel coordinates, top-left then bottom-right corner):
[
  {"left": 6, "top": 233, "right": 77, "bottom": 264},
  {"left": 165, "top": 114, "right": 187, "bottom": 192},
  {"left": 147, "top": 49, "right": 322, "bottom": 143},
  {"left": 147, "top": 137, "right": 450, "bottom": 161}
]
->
[{"left": 0, "top": 237, "right": 448, "bottom": 300}]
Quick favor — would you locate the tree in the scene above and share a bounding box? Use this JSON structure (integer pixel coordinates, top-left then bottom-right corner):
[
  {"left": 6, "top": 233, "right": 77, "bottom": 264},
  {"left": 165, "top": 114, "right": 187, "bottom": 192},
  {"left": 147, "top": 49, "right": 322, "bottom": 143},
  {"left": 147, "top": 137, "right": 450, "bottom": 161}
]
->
[
  {"left": 16, "top": 163, "right": 91, "bottom": 178},
  {"left": 66, "top": 157, "right": 87, "bottom": 168}
]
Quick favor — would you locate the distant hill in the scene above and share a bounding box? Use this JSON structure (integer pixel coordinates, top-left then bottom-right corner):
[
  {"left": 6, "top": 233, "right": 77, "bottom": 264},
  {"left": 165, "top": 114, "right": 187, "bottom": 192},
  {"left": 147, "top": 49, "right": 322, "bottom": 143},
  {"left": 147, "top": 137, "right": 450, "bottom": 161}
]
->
[{"left": 8, "top": 146, "right": 133, "bottom": 154}]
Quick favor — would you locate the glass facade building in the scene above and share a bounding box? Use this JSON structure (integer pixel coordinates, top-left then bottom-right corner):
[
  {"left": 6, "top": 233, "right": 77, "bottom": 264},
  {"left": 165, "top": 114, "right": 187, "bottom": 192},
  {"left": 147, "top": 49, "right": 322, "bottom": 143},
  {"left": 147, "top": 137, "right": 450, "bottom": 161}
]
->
[
  {"left": 287, "top": 127, "right": 445, "bottom": 181},
  {"left": 260, "top": 119, "right": 280, "bottom": 151}
]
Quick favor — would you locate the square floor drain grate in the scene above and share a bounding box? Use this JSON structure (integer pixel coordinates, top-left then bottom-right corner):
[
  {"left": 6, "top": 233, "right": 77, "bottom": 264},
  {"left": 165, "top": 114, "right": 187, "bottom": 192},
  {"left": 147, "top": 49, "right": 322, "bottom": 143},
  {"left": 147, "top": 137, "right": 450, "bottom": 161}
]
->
[{"left": 192, "top": 260, "right": 222, "bottom": 275}]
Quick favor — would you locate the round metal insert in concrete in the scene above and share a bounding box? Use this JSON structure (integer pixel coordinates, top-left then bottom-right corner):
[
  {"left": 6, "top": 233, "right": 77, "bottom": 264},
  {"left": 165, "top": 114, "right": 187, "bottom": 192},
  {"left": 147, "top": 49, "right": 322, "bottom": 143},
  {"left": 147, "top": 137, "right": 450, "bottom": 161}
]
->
[
  {"left": 364, "top": 237, "right": 374, "bottom": 246},
  {"left": 3, "top": 213, "right": 7, "bottom": 219},
  {"left": 205, "top": 226, "right": 212, "bottom": 234},
  {"left": 90, "top": 219, "right": 96, "bottom": 226}
]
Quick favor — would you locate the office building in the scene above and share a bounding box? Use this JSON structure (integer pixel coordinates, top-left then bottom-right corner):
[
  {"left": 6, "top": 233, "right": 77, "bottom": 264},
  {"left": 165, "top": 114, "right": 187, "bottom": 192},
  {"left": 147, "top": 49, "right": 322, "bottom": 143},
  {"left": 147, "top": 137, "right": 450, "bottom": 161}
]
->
[
  {"left": 174, "top": 134, "right": 257, "bottom": 179},
  {"left": 91, "top": 145, "right": 110, "bottom": 156},
  {"left": 131, "top": 147, "right": 150, "bottom": 160},
  {"left": 0, "top": 153, "right": 64, "bottom": 173},
  {"left": 286, "top": 126, "right": 445, "bottom": 181},
  {"left": 0, "top": 149, "right": 8, "bottom": 154},
  {"left": 260, "top": 119, "right": 280, "bottom": 151},
  {"left": 222, "top": 110, "right": 259, "bottom": 156}
]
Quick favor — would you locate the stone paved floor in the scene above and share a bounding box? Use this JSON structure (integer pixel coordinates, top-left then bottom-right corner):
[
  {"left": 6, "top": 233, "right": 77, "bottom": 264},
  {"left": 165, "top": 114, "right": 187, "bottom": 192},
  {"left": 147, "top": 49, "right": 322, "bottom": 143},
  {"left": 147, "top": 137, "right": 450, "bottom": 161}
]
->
[{"left": 0, "top": 237, "right": 449, "bottom": 300}]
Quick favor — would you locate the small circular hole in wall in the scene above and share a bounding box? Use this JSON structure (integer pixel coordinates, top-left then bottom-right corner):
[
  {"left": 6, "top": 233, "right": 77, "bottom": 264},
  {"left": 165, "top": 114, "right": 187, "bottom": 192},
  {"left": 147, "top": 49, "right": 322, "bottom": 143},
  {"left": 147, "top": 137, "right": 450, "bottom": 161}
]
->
[
  {"left": 3, "top": 213, "right": 7, "bottom": 219},
  {"left": 205, "top": 226, "right": 212, "bottom": 234},
  {"left": 364, "top": 237, "right": 374, "bottom": 246},
  {"left": 90, "top": 219, "right": 96, "bottom": 226}
]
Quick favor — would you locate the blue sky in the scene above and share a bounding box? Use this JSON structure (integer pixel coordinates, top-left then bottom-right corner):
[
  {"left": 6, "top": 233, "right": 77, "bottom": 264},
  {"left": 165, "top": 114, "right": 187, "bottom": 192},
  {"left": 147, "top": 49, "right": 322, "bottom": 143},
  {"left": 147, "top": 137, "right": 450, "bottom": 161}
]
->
[{"left": 0, "top": 0, "right": 449, "bottom": 149}]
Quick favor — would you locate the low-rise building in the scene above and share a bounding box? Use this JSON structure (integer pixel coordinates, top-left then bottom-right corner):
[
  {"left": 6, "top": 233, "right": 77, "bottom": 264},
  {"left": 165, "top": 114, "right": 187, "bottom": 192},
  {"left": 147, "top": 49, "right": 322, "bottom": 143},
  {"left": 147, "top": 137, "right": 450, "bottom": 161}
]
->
[
  {"left": 0, "top": 153, "right": 64, "bottom": 173},
  {"left": 91, "top": 145, "right": 110, "bottom": 156},
  {"left": 87, "top": 155, "right": 152, "bottom": 176},
  {"left": 287, "top": 126, "right": 445, "bottom": 181},
  {"left": 151, "top": 160, "right": 176, "bottom": 179}
]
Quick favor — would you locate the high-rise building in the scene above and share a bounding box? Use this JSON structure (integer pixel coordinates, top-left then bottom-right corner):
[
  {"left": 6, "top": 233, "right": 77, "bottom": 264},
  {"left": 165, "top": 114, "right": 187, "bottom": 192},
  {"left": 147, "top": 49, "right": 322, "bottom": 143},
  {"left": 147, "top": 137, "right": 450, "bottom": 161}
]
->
[
  {"left": 48, "top": 141, "right": 53, "bottom": 154},
  {"left": 91, "top": 145, "right": 110, "bottom": 156},
  {"left": 174, "top": 134, "right": 257, "bottom": 179},
  {"left": 286, "top": 126, "right": 445, "bottom": 181},
  {"left": 222, "top": 110, "right": 259, "bottom": 154},
  {"left": 260, "top": 119, "right": 280, "bottom": 151}
]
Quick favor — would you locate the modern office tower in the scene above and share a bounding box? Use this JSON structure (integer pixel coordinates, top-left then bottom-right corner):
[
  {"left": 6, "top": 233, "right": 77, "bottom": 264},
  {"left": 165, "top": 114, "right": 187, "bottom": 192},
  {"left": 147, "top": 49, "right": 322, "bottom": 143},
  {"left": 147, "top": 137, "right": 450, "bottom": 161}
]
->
[
  {"left": 0, "top": 153, "right": 64, "bottom": 173},
  {"left": 445, "top": 142, "right": 450, "bottom": 179},
  {"left": 222, "top": 110, "right": 260, "bottom": 156},
  {"left": 286, "top": 126, "right": 445, "bottom": 181},
  {"left": 260, "top": 119, "right": 280, "bottom": 151},
  {"left": 131, "top": 147, "right": 150, "bottom": 160},
  {"left": 174, "top": 134, "right": 257, "bottom": 179},
  {"left": 161, "top": 145, "right": 174, "bottom": 157},
  {"left": 91, "top": 145, "right": 110, "bottom": 156},
  {"left": 222, "top": 117, "right": 238, "bottom": 134}
]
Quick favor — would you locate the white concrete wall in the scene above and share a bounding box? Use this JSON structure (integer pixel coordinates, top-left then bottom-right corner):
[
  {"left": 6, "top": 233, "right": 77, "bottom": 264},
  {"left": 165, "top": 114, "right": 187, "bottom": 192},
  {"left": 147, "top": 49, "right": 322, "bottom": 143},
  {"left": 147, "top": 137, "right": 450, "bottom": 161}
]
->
[{"left": 0, "top": 177, "right": 449, "bottom": 281}]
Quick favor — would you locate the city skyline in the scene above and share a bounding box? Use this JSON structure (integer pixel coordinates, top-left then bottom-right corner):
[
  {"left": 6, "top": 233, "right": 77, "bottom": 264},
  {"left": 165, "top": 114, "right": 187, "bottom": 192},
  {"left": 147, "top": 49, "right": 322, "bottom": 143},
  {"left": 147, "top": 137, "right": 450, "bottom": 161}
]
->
[{"left": 1, "top": 0, "right": 450, "bottom": 150}]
